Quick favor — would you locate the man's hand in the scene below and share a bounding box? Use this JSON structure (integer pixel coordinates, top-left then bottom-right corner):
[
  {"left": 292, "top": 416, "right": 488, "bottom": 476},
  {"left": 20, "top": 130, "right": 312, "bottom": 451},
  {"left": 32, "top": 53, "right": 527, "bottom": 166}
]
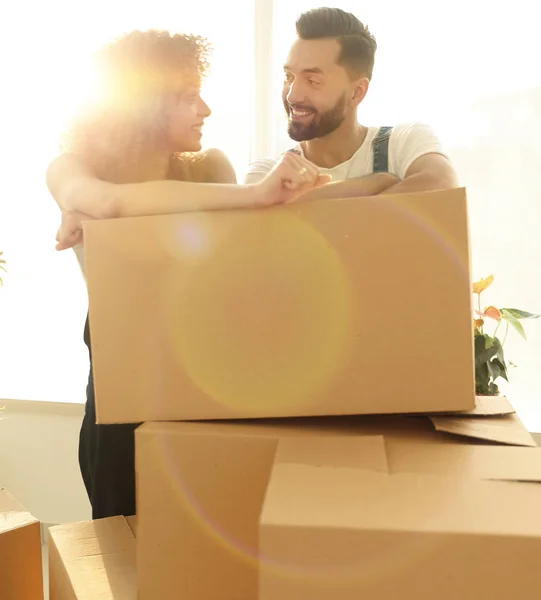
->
[
  {"left": 252, "top": 152, "right": 331, "bottom": 207},
  {"left": 297, "top": 172, "right": 400, "bottom": 202},
  {"left": 55, "top": 210, "right": 95, "bottom": 251}
]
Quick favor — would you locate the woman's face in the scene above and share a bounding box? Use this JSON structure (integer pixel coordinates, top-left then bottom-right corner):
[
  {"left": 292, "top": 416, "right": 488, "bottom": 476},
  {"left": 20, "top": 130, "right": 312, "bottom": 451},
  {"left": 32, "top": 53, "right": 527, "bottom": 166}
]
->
[{"left": 167, "top": 88, "right": 211, "bottom": 152}]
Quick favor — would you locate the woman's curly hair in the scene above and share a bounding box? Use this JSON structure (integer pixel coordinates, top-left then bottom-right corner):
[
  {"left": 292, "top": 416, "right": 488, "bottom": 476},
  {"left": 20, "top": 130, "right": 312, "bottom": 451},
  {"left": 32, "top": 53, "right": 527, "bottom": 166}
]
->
[{"left": 62, "top": 30, "right": 211, "bottom": 181}]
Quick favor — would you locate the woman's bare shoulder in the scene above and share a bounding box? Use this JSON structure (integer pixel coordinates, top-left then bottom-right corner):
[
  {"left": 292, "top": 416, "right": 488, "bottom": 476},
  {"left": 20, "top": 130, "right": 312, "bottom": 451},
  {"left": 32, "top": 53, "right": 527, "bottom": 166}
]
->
[
  {"left": 197, "top": 148, "right": 237, "bottom": 183},
  {"left": 170, "top": 148, "right": 237, "bottom": 183}
]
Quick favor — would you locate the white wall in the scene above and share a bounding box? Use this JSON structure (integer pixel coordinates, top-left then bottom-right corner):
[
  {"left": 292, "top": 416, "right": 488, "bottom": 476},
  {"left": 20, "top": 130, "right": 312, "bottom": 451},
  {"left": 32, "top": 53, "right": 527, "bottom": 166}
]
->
[{"left": 0, "top": 399, "right": 90, "bottom": 524}]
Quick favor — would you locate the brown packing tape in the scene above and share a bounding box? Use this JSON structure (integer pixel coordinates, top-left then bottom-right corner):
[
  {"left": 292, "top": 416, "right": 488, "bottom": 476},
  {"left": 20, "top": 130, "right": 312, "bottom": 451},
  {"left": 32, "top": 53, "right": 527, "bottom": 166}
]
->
[{"left": 430, "top": 412, "right": 537, "bottom": 447}]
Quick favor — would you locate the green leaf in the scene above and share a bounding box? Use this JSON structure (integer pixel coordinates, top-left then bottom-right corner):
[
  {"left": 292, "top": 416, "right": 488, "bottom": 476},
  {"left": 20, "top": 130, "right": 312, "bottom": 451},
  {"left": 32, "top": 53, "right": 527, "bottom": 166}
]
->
[
  {"left": 500, "top": 308, "right": 541, "bottom": 320},
  {"left": 475, "top": 334, "right": 489, "bottom": 366},
  {"left": 474, "top": 332, "right": 487, "bottom": 350},
  {"left": 475, "top": 341, "right": 499, "bottom": 367},
  {"left": 475, "top": 361, "right": 490, "bottom": 395},
  {"left": 491, "top": 357, "right": 508, "bottom": 382},
  {"left": 501, "top": 309, "right": 527, "bottom": 339},
  {"left": 491, "top": 336, "right": 505, "bottom": 363}
]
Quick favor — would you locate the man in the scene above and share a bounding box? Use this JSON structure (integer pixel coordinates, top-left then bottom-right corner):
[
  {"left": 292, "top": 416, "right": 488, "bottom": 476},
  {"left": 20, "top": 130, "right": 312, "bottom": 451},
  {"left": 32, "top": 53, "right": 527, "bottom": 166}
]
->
[{"left": 244, "top": 7, "right": 458, "bottom": 197}]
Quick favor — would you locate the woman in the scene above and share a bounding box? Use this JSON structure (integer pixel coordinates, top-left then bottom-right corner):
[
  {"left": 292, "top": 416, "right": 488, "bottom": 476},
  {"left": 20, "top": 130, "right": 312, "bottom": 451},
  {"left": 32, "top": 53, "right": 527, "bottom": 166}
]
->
[{"left": 48, "top": 29, "right": 326, "bottom": 519}]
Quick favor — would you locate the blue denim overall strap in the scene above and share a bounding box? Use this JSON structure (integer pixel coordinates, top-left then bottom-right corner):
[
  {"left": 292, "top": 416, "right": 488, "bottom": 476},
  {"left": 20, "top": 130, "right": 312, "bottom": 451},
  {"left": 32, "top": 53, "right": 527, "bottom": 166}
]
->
[{"left": 372, "top": 126, "right": 393, "bottom": 173}]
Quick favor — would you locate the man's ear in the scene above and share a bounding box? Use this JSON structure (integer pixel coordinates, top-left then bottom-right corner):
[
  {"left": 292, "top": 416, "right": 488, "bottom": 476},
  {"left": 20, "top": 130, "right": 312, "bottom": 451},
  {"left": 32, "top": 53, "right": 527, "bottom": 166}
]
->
[{"left": 351, "top": 77, "right": 369, "bottom": 105}]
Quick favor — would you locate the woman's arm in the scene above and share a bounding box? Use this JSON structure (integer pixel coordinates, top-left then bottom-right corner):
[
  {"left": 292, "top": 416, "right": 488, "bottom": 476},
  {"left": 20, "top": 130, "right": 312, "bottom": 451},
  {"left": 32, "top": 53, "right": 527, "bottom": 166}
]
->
[
  {"left": 46, "top": 154, "right": 115, "bottom": 219},
  {"left": 51, "top": 148, "right": 238, "bottom": 250},
  {"left": 47, "top": 151, "right": 328, "bottom": 221},
  {"left": 52, "top": 151, "right": 330, "bottom": 249},
  {"left": 55, "top": 210, "right": 96, "bottom": 251}
]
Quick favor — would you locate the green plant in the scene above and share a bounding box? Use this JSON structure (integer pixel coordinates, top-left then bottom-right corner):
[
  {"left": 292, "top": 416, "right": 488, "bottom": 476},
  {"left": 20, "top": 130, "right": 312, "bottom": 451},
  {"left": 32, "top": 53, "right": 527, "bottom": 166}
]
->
[{"left": 473, "top": 275, "right": 540, "bottom": 395}]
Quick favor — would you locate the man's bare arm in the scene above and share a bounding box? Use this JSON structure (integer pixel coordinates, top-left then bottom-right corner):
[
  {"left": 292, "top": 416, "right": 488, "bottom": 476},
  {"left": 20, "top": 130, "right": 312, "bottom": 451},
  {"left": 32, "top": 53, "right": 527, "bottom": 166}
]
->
[
  {"left": 297, "top": 153, "right": 457, "bottom": 201},
  {"left": 383, "top": 153, "right": 459, "bottom": 195},
  {"left": 298, "top": 172, "right": 398, "bottom": 201}
]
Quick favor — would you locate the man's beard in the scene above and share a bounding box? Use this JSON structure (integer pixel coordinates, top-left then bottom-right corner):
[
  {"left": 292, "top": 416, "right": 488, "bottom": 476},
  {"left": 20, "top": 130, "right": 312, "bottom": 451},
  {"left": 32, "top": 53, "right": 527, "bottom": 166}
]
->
[{"left": 285, "top": 93, "right": 346, "bottom": 142}]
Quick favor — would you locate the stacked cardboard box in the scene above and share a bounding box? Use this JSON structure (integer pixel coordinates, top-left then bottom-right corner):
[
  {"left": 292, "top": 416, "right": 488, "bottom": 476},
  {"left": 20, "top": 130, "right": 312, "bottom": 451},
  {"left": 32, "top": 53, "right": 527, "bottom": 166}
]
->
[
  {"left": 49, "top": 516, "right": 136, "bottom": 600},
  {"left": 52, "top": 188, "right": 541, "bottom": 599},
  {"left": 0, "top": 488, "right": 43, "bottom": 600},
  {"left": 84, "top": 188, "right": 475, "bottom": 422}
]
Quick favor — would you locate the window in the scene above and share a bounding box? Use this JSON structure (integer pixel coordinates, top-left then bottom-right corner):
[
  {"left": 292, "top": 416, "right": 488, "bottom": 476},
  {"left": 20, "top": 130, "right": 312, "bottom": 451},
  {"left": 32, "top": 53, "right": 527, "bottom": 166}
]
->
[{"left": 0, "top": 1, "right": 254, "bottom": 402}]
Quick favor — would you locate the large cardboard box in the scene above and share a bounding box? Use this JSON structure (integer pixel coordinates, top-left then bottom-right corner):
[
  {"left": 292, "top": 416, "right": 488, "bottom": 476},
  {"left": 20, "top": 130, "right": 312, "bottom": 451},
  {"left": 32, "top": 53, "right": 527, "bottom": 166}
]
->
[
  {"left": 85, "top": 188, "right": 475, "bottom": 424},
  {"left": 259, "top": 437, "right": 541, "bottom": 599},
  {"left": 0, "top": 489, "right": 43, "bottom": 600},
  {"left": 135, "top": 408, "right": 535, "bottom": 600},
  {"left": 49, "top": 516, "right": 136, "bottom": 600}
]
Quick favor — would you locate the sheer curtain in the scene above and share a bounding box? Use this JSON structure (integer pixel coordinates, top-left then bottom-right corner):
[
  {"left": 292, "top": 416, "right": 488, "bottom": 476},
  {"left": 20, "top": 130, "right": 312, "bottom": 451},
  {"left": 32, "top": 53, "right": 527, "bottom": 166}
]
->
[
  {"left": 261, "top": 0, "right": 541, "bottom": 427},
  {"left": 0, "top": 1, "right": 254, "bottom": 403}
]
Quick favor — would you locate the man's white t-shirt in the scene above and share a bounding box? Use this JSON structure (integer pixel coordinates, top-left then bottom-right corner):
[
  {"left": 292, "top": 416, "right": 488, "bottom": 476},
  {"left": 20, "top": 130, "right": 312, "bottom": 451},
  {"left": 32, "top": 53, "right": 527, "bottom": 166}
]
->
[{"left": 244, "top": 122, "right": 447, "bottom": 184}]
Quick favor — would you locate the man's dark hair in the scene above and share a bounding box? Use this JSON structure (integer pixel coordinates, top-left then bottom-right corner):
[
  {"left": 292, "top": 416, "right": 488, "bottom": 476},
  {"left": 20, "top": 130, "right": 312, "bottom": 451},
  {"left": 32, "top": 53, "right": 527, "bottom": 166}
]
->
[{"left": 296, "top": 7, "right": 377, "bottom": 79}]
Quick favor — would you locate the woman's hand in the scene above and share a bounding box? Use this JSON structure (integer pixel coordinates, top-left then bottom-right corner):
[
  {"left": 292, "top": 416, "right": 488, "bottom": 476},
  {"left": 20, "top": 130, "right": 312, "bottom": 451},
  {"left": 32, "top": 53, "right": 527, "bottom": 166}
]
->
[
  {"left": 252, "top": 152, "right": 331, "bottom": 207},
  {"left": 55, "top": 210, "right": 95, "bottom": 251}
]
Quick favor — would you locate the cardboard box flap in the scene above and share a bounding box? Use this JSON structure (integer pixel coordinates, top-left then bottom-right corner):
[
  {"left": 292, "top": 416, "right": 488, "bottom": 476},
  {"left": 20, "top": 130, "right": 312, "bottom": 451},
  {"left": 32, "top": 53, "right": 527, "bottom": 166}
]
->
[
  {"left": 430, "top": 413, "right": 536, "bottom": 447},
  {"left": 387, "top": 441, "right": 541, "bottom": 482},
  {"left": 0, "top": 488, "right": 38, "bottom": 535},
  {"left": 0, "top": 488, "right": 25, "bottom": 513},
  {"left": 436, "top": 394, "right": 515, "bottom": 416},
  {"left": 261, "top": 462, "right": 541, "bottom": 537},
  {"left": 49, "top": 516, "right": 136, "bottom": 600},
  {"left": 139, "top": 415, "right": 455, "bottom": 446},
  {"left": 126, "top": 515, "right": 137, "bottom": 537},
  {"left": 275, "top": 436, "right": 388, "bottom": 472}
]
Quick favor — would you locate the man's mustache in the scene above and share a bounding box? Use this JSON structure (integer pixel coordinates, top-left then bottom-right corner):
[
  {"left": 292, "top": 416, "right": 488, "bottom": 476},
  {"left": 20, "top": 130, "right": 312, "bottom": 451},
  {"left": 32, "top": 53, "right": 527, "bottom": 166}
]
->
[{"left": 286, "top": 103, "right": 316, "bottom": 113}]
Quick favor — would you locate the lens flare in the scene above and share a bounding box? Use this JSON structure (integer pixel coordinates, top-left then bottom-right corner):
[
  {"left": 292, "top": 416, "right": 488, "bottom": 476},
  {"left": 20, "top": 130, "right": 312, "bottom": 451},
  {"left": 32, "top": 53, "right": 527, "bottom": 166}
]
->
[{"left": 163, "top": 210, "right": 354, "bottom": 415}]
